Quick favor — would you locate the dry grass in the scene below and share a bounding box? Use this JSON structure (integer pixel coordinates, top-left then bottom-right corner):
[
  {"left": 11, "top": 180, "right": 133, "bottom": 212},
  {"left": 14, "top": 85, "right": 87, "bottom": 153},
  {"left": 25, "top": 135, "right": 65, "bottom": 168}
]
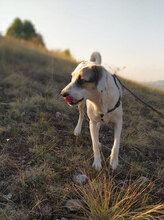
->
[
  {"left": 0, "top": 36, "right": 76, "bottom": 62},
  {"left": 0, "top": 36, "right": 163, "bottom": 219},
  {"left": 73, "top": 168, "right": 164, "bottom": 220}
]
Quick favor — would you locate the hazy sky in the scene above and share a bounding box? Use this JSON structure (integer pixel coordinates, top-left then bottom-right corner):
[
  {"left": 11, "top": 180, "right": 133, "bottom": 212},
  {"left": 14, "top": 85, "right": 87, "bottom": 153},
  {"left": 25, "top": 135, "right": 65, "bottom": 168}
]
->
[{"left": 1, "top": 0, "right": 164, "bottom": 82}]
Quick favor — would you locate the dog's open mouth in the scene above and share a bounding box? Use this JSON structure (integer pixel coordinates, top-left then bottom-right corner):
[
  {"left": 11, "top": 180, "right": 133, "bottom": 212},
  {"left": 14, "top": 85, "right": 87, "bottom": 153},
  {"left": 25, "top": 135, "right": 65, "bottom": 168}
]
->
[{"left": 65, "top": 96, "right": 83, "bottom": 105}]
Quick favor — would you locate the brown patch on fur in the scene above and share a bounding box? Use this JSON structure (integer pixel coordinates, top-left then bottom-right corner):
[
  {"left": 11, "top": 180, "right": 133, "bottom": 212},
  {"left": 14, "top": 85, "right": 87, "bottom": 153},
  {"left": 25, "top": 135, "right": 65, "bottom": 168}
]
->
[
  {"left": 77, "top": 65, "right": 103, "bottom": 85},
  {"left": 90, "top": 65, "right": 103, "bottom": 85}
]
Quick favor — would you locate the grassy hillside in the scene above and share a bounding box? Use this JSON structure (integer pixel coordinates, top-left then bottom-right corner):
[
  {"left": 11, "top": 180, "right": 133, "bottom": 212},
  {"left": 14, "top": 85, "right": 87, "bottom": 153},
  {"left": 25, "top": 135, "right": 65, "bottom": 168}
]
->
[
  {"left": 146, "top": 80, "right": 164, "bottom": 90},
  {"left": 0, "top": 36, "right": 164, "bottom": 219}
]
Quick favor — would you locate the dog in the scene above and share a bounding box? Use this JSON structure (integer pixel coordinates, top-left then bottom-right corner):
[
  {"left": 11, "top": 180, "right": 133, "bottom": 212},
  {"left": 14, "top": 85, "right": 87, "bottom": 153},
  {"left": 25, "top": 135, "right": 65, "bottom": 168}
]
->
[{"left": 61, "top": 52, "right": 123, "bottom": 171}]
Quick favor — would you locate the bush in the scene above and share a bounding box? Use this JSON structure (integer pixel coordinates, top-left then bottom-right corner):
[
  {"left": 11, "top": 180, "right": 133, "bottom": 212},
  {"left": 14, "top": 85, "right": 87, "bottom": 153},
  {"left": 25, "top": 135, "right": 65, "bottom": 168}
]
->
[
  {"left": 64, "top": 49, "right": 71, "bottom": 57},
  {"left": 31, "top": 33, "right": 45, "bottom": 46}
]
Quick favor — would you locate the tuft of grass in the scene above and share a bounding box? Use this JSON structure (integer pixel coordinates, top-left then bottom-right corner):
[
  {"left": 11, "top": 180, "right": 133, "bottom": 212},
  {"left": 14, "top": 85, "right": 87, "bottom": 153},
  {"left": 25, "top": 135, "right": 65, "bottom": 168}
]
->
[{"left": 74, "top": 169, "right": 164, "bottom": 220}]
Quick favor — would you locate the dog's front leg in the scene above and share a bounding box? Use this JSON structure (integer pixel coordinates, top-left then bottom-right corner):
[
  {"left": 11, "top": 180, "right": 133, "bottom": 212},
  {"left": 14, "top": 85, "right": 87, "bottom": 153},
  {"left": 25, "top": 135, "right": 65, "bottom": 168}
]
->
[
  {"left": 90, "top": 120, "right": 102, "bottom": 171},
  {"left": 74, "top": 101, "right": 85, "bottom": 136},
  {"left": 110, "top": 118, "right": 122, "bottom": 170}
]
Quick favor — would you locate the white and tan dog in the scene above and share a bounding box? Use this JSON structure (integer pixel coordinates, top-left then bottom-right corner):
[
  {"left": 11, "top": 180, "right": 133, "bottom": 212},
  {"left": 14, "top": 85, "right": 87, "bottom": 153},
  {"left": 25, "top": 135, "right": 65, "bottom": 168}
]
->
[{"left": 61, "top": 52, "right": 123, "bottom": 171}]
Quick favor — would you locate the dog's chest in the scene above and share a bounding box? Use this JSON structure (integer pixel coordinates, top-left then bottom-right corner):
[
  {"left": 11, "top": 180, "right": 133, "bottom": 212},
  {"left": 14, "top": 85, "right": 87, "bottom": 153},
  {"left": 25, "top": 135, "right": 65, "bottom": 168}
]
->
[
  {"left": 100, "top": 113, "right": 113, "bottom": 123},
  {"left": 88, "top": 111, "right": 112, "bottom": 123},
  {"left": 87, "top": 100, "right": 114, "bottom": 123}
]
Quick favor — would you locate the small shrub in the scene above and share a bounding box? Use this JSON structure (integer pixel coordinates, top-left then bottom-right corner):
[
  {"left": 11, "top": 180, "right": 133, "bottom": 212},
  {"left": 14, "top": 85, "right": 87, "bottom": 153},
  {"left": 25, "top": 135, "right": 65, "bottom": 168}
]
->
[{"left": 64, "top": 49, "right": 71, "bottom": 57}]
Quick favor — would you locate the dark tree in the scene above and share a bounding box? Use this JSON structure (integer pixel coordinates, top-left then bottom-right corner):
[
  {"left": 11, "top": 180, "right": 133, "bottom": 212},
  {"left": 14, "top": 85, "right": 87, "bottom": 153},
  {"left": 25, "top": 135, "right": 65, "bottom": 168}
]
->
[
  {"left": 6, "top": 18, "right": 45, "bottom": 47},
  {"left": 6, "top": 18, "right": 24, "bottom": 38},
  {"left": 23, "top": 20, "right": 36, "bottom": 39}
]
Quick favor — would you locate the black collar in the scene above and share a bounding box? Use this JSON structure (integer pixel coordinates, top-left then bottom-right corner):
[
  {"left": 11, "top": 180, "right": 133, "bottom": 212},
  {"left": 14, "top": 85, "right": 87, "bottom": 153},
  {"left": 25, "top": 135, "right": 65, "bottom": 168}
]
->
[{"left": 100, "top": 75, "right": 121, "bottom": 121}]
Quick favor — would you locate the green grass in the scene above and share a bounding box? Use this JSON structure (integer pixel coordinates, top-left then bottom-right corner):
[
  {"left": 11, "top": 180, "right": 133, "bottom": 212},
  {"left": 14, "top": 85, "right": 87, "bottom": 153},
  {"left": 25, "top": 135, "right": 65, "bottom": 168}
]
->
[{"left": 0, "top": 36, "right": 164, "bottom": 219}]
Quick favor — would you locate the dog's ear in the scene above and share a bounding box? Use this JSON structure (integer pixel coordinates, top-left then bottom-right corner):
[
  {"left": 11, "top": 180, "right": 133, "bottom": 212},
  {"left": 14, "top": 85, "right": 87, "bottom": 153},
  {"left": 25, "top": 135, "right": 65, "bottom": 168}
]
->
[{"left": 91, "top": 65, "right": 107, "bottom": 93}]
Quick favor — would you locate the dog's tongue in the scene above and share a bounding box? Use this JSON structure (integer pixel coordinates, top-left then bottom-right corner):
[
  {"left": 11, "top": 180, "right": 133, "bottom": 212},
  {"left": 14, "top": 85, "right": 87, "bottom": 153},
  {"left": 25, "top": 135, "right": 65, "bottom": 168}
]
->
[{"left": 65, "top": 96, "right": 77, "bottom": 104}]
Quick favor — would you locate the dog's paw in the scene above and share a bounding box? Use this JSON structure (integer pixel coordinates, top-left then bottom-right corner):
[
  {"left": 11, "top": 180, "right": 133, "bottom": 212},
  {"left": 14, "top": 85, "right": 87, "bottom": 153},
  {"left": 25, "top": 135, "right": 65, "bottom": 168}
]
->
[
  {"left": 74, "top": 126, "right": 81, "bottom": 136},
  {"left": 92, "top": 158, "right": 102, "bottom": 171},
  {"left": 110, "top": 154, "right": 118, "bottom": 170}
]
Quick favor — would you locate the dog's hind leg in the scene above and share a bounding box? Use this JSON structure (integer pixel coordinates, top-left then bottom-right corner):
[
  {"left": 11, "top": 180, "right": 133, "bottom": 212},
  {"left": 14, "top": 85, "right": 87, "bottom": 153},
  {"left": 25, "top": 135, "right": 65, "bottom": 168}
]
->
[
  {"left": 74, "top": 101, "right": 85, "bottom": 136},
  {"left": 90, "top": 120, "right": 102, "bottom": 171},
  {"left": 110, "top": 118, "right": 122, "bottom": 170}
]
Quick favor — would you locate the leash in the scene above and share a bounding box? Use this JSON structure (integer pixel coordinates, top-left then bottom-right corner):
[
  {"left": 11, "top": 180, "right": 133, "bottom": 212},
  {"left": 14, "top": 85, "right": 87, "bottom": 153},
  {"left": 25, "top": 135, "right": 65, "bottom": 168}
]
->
[{"left": 113, "top": 74, "right": 164, "bottom": 119}]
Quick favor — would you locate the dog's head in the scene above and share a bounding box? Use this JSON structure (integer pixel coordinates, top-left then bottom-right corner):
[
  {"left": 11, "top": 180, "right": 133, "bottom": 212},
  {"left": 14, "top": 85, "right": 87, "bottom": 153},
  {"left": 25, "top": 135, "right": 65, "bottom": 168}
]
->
[{"left": 61, "top": 61, "right": 107, "bottom": 106}]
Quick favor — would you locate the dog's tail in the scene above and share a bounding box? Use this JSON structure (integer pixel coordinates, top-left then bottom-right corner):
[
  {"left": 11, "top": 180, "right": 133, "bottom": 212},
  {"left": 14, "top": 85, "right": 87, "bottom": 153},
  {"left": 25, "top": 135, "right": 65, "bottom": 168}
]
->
[{"left": 90, "top": 52, "right": 102, "bottom": 64}]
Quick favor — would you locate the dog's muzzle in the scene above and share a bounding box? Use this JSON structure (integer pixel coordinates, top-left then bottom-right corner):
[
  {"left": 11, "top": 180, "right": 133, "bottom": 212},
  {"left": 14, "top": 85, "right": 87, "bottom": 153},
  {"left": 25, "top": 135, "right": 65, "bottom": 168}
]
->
[
  {"left": 60, "top": 91, "right": 83, "bottom": 105},
  {"left": 65, "top": 96, "right": 84, "bottom": 105}
]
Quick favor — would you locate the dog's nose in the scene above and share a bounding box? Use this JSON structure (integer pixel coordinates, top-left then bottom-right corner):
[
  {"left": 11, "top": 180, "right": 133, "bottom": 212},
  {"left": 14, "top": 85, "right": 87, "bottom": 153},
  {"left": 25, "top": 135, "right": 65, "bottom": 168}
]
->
[{"left": 61, "top": 91, "right": 69, "bottom": 97}]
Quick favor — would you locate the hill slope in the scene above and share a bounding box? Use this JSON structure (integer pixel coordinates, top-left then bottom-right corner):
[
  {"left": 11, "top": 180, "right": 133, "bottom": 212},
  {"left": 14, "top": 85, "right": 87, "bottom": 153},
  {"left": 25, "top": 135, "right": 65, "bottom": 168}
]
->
[
  {"left": 0, "top": 36, "right": 164, "bottom": 219},
  {"left": 146, "top": 80, "right": 164, "bottom": 90}
]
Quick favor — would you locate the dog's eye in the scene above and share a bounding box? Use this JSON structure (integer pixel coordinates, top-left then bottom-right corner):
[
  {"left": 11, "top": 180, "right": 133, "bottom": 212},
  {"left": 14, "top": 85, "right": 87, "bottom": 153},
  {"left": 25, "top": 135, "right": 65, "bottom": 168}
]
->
[{"left": 77, "top": 77, "right": 86, "bottom": 85}]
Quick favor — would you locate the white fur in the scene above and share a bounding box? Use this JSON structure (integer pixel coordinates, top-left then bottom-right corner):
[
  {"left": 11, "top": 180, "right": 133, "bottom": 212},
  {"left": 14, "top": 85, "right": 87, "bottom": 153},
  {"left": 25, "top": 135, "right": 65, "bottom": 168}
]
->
[
  {"left": 61, "top": 52, "right": 123, "bottom": 171},
  {"left": 90, "top": 51, "right": 102, "bottom": 64}
]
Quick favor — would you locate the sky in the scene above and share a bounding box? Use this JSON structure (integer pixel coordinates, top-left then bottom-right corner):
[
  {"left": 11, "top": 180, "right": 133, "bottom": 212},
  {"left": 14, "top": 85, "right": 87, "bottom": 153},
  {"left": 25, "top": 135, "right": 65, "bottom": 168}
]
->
[{"left": 0, "top": 0, "right": 164, "bottom": 82}]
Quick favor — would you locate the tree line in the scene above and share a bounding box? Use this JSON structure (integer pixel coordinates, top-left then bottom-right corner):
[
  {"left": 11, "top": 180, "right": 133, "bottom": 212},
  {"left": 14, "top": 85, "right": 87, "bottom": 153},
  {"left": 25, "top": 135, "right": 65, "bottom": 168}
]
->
[{"left": 6, "top": 18, "right": 45, "bottom": 46}]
